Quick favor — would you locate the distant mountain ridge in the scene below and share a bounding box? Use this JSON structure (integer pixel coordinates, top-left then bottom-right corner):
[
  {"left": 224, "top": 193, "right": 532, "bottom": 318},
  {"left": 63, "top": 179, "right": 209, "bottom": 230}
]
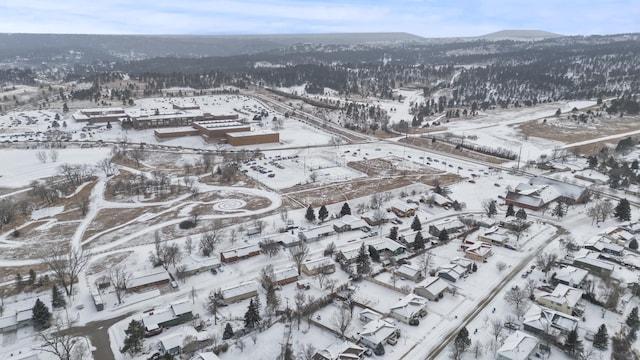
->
[
  {"left": 478, "top": 29, "right": 564, "bottom": 40},
  {"left": 0, "top": 32, "right": 424, "bottom": 62}
]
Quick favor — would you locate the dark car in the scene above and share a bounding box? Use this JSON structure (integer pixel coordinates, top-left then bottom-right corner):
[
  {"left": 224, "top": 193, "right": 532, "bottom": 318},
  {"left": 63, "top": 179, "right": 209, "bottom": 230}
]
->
[{"left": 409, "top": 318, "right": 420, "bottom": 326}]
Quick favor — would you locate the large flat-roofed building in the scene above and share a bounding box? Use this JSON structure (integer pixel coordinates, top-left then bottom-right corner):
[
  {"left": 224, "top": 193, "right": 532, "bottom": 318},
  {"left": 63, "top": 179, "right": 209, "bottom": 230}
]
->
[
  {"left": 192, "top": 120, "right": 250, "bottom": 142},
  {"left": 72, "top": 107, "right": 127, "bottom": 124},
  {"left": 225, "top": 131, "right": 279, "bottom": 146},
  {"left": 130, "top": 111, "right": 206, "bottom": 129},
  {"left": 154, "top": 126, "right": 201, "bottom": 140}
]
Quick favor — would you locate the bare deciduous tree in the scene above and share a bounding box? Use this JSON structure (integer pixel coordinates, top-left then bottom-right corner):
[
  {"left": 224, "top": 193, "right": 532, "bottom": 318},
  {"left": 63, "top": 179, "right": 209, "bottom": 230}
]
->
[
  {"left": 48, "top": 149, "right": 59, "bottom": 163},
  {"left": 200, "top": 223, "right": 223, "bottom": 257},
  {"left": 289, "top": 243, "right": 309, "bottom": 275},
  {"left": 110, "top": 265, "right": 130, "bottom": 305},
  {"left": 77, "top": 196, "right": 90, "bottom": 216},
  {"left": 261, "top": 239, "right": 281, "bottom": 257},
  {"left": 332, "top": 305, "right": 352, "bottom": 339},
  {"left": 36, "top": 150, "right": 48, "bottom": 163},
  {"left": 96, "top": 157, "right": 117, "bottom": 176},
  {"left": 490, "top": 318, "right": 503, "bottom": 342},
  {"left": 504, "top": 286, "right": 528, "bottom": 318},
  {"left": 37, "top": 314, "right": 86, "bottom": 360},
  {"left": 40, "top": 247, "right": 90, "bottom": 297}
]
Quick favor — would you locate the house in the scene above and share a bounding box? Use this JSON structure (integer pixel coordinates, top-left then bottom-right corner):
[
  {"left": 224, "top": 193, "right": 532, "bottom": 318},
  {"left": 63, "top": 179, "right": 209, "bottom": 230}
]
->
[
  {"left": 389, "top": 200, "right": 418, "bottom": 218},
  {"left": 299, "top": 225, "right": 335, "bottom": 242},
  {"left": 536, "top": 284, "right": 585, "bottom": 316},
  {"left": 359, "top": 309, "right": 383, "bottom": 323},
  {"left": 573, "top": 250, "right": 615, "bottom": 276},
  {"left": 313, "top": 341, "right": 366, "bottom": 360},
  {"left": 584, "top": 237, "right": 625, "bottom": 257},
  {"left": 389, "top": 294, "right": 428, "bottom": 324},
  {"left": 552, "top": 266, "right": 588, "bottom": 288},
  {"left": 477, "top": 226, "right": 512, "bottom": 245},
  {"left": 369, "top": 238, "right": 406, "bottom": 256},
  {"left": 464, "top": 242, "right": 493, "bottom": 262},
  {"left": 603, "top": 226, "right": 635, "bottom": 246},
  {"left": 414, "top": 277, "right": 449, "bottom": 301},
  {"left": 359, "top": 319, "right": 399, "bottom": 350},
  {"left": 220, "top": 281, "right": 258, "bottom": 305},
  {"left": 573, "top": 169, "right": 608, "bottom": 185},
  {"left": 428, "top": 218, "right": 465, "bottom": 237},
  {"left": 178, "top": 255, "right": 221, "bottom": 276},
  {"left": 261, "top": 233, "right": 300, "bottom": 248},
  {"left": 522, "top": 304, "right": 579, "bottom": 336},
  {"left": 437, "top": 263, "right": 468, "bottom": 282},
  {"left": 301, "top": 257, "right": 336, "bottom": 276},
  {"left": 496, "top": 331, "right": 541, "bottom": 360},
  {"left": 126, "top": 268, "right": 171, "bottom": 292},
  {"left": 158, "top": 326, "right": 203, "bottom": 356},
  {"left": 220, "top": 244, "right": 261, "bottom": 263},
  {"left": 141, "top": 301, "right": 194, "bottom": 332},
  {"left": 333, "top": 215, "right": 370, "bottom": 233},
  {"left": 0, "top": 308, "right": 33, "bottom": 333},
  {"left": 361, "top": 211, "right": 394, "bottom": 226},
  {"left": 451, "top": 257, "right": 475, "bottom": 272},
  {"left": 270, "top": 266, "right": 299, "bottom": 287},
  {"left": 395, "top": 264, "right": 422, "bottom": 282},
  {"left": 189, "top": 352, "right": 221, "bottom": 360},
  {"left": 506, "top": 176, "right": 588, "bottom": 211}
]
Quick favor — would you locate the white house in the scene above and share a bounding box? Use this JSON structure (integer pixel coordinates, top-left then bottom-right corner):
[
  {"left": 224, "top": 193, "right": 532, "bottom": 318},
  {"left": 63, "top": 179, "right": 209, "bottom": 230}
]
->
[
  {"left": 496, "top": 330, "right": 541, "bottom": 360},
  {"left": 388, "top": 294, "right": 428, "bottom": 324},
  {"left": 414, "top": 277, "right": 449, "bottom": 301},
  {"left": 553, "top": 266, "right": 588, "bottom": 288},
  {"left": 536, "top": 284, "right": 585, "bottom": 316},
  {"left": 359, "top": 319, "right": 399, "bottom": 350},
  {"left": 395, "top": 264, "right": 422, "bottom": 282}
]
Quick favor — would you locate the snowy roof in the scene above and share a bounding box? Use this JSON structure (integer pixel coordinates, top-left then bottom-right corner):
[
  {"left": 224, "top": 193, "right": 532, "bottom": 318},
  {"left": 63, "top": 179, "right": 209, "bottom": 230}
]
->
[
  {"left": 529, "top": 176, "right": 586, "bottom": 200},
  {"left": 316, "top": 341, "right": 365, "bottom": 360},
  {"left": 221, "top": 244, "right": 260, "bottom": 258},
  {"left": 226, "top": 130, "right": 278, "bottom": 138},
  {"left": 180, "top": 255, "right": 221, "bottom": 273},
  {"left": 431, "top": 193, "right": 452, "bottom": 206},
  {"left": 359, "top": 309, "right": 382, "bottom": 322},
  {"left": 369, "top": 238, "right": 406, "bottom": 253},
  {"left": 189, "top": 352, "right": 221, "bottom": 360},
  {"left": 554, "top": 266, "right": 588, "bottom": 286},
  {"left": 389, "top": 294, "right": 428, "bottom": 318},
  {"left": 159, "top": 326, "right": 199, "bottom": 351},
  {"left": 573, "top": 252, "right": 616, "bottom": 272},
  {"left": 221, "top": 281, "right": 257, "bottom": 300},
  {"left": 273, "top": 266, "right": 298, "bottom": 282},
  {"left": 505, "top": 191, "right": 544, "bottom": 208},
  {"left": 262, "top": 232, "right": 299, "bottom": 246},
  {"left": 389, "top": 200, "right": 418, "bottom": 213},
  {"left": 360, "top": 319, "right": 397, "bottom": 344},
  {"left": 584, "top": 238, "right": 624, "bottom": 253},
  {"left": 396, "top": 264, "right": 421, "bottom": 278},
  {"left": 604, "top": 227, "right": 634, "bottom": 242},
  {"left": 523, "top": 304, "right": 579, "bottom": 333},
  {"left": 438, "top": 263, "right": 467, "bottom": 281},
  {"left": 537, "top": 284, "right": 583, "bottom": 308},
  {"left": 573, "top": 169, "right": 608, "bottom": 182},
  {"left": 429, "top": 217, "right": 465, "bottom": 231},
  {"left": 154, "top": 126, "right": 199, "bottom": 134},
  {"left": 497, "top": 331, "right": 539, "bottom": 360},
  {"left": 302, "top": 257, "right": 334, "bottom": 270},
  {"left": 194, "top": 120, "right": 243, "bottom": 129},
  {"left": 333, "top": 214, "right": 369, "bottom": 230},
  {"left": 142, "top": 300, "right": 193, "bottom": 330},
  {"left": 416, "top": 277, "right": 449, "bottom": 295},
  {"left": 126, "top": 268, "right": 171, "bottom": 289},
  {"left": 300, "top": 224, "right": 335, "bottom": 239}
]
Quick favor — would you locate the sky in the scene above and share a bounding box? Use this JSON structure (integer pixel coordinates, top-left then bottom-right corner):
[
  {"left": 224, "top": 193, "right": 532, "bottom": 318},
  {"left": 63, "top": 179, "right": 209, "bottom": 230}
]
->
[{"left": 1, "top": 0, "right": 639, "bottom": 37}]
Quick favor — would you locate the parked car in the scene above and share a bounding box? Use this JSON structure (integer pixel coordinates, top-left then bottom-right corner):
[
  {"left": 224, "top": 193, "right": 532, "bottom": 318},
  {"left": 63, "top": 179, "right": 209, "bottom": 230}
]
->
[
  {"left": 387, "top": 337, "right": 398, "bottom": 345},
  {"left": 409, "top": 318, "right": 420, "bottom": 326}
]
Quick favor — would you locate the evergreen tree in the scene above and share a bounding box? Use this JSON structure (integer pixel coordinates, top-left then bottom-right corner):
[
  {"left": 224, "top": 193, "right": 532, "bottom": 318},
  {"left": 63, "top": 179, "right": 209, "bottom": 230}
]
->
[
  {"left": 564, "top": 328, "right": 584, "bottom": 358},
  {"left": 414, "top": 232, "right": 425, "bottom": 250},
  {"left": 614, "top": 198, "right": 631, "bottom": 221},
  {"left": 452, "top": 327, "right": 472, "bottom": 360},
  {"left": 552, "top": 202, "right": 565, "bottom": 219},
  {"left": 471, "top": 263, "right": 478, "bottom": 272},
  {"left": 488, "top": 201, "right": 497, "bottom": 218},
  {"left": 51, "top": 285, "right": 66, "bottom": 309},
  {"left": 630, "top": 238, "right": 639, "bottom": 250},
  {"left": 340, "top": 202, "right": 351, "bottom": 216},
  {"left": 28, "top": 269, "right": 36, "bottom": 285},
  {"left": 32, "top": 298, "right": 51, "bottom": 331},
  {"left": 506, "top": 204, "right": 515, "bottom": 217},
  {"left": 318, "top": 205, "right": 329, "bottom": 222},
  {"left": 223, "top": 323, "right": 235, "bottom": 340},
  {"left": 244, "top": 298, "right": 261, "bottom": 328},
  {"left": 515, "top": 208, "right": 527, "bottom": 220},
  {"left": 368, "top": 245, "right": 380, "bottom": 262},
  {"left": 438, "top": 229, "right": 449, "bottom": 243},
  {"left": 411, "top": 215, "right": 422, "bottom": 231},
  {"left": 356, "top": 243, "right": 371, "bottom": 276},
  {"left": 305, "top": 205, "right": 316, "bottom": 222},
  {"left": 626, "top": 306, "right": 640, "bottom": 330},
  {"left": 587, "top": 155, "right": 598, "bottom": 168},
  {"left": 120, "top": 319, "right": 145, "bottom": 355},
  {"left": 593, "top": 324, "right": 608, "bottom": 350},
  {"left": 389, "top": 226, "right": 398, "bottom": 240}
]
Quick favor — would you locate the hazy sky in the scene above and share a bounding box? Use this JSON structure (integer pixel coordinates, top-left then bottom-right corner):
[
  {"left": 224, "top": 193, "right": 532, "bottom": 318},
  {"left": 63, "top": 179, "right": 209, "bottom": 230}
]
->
[{"left": 1, "top": 0, "right": 638, "bottom": 37}]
